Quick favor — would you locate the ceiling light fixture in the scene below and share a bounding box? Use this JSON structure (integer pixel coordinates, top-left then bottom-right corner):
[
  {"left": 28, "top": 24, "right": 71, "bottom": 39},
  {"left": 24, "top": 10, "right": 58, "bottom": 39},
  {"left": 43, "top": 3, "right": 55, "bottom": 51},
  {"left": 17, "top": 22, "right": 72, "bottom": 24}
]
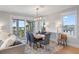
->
[{"left": 34, "top": 7, "right": 42, "bottom": 21}]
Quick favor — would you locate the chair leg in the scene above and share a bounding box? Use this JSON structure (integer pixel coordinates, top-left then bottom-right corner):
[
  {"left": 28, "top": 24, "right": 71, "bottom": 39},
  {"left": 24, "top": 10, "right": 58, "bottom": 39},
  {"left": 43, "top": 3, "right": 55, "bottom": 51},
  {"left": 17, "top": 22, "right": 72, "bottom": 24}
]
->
[
  {"left": 63, "top": 40, "right": 67, "bottom": 46},
  {"left": 33, "top": 43, "right": 38, "bottom": 50},
  {"left": 65, "top": 40, "right": 67, "bottom": 46},
  {"left": 63, "top": 40, "right": 65, "bottom": 46},
  {"left": 58, "top": 40, "right": 62, "bottom": 45},
  {"left": 58, "top": 41, "right": 59, "bottom": 45}
]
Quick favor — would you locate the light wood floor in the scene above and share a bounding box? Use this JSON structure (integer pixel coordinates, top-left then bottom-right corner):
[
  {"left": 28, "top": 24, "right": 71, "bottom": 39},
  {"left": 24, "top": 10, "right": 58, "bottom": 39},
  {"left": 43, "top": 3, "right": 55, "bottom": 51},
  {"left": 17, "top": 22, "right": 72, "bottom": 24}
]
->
[
  {"left": 54, "top": 46, "right": 79, "bottom": 54},
  {"left": 25, "top": 41, "right": 79, "bottom": 54}
]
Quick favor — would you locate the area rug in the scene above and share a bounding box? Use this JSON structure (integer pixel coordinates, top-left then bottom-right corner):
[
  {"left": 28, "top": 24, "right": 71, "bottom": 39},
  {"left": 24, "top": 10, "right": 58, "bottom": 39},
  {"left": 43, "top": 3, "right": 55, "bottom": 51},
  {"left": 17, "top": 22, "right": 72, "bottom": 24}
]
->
[{"left": 25, "top": 42, "right": 63, "bottom": 54}]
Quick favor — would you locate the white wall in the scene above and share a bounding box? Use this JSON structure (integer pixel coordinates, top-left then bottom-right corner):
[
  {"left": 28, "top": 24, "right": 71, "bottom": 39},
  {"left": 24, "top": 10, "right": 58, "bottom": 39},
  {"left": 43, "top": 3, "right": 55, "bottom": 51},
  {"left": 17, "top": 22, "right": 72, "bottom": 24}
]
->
[
  {"left": 0, "top": 11, "right": 11, "bottom": 41},
  {"left": 76, "top": 7, "right": 79, "bottom": 48},
  {"left": 45, "top": 13, "right": 62, "bottom": 33},
  {"left": 0, "top": 11, "right": 11, "bottom": 33},
  {"left": 46, "top": 7, "right": 79, "bottom": 48}
]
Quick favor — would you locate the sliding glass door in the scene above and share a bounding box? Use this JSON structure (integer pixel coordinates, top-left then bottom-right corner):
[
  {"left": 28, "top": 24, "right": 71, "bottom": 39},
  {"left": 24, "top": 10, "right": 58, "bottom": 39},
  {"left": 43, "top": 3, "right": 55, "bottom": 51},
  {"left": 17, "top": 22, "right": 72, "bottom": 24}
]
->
[
  {"left": 12, "top": 19, "right": 35, "bottom": 40},
  {"left": 12, "top": 19, "right": 25, "bottom": 40},
  {"left": 18, "top": 20, "right": 25, "bottom": 39}
]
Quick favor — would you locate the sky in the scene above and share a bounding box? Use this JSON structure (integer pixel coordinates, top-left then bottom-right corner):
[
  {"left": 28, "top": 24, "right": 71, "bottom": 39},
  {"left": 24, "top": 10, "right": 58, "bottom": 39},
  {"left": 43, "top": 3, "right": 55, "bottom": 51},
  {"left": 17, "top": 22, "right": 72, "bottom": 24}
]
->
[
  {"left": 19, "top": 21, "right": 25, "bottom": 27},
  {"left": 63, "top": 15, "right": 76, "bottom": 25}
]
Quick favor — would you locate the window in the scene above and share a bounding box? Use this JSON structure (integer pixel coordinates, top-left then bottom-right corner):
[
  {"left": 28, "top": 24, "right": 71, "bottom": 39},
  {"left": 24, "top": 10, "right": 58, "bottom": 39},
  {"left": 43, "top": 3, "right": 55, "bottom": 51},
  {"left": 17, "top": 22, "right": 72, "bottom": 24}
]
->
[
  {"left": 18, "top": 20, "right": 25, "bottom": 39},
  {"left": 12, "top": 19, "right": 17, "bottom": 35},
  {"left": 19, "top": 21, "right": 25, "bottom": 27},
  {"left": 62, "top": 14, "right": 76, "bottom": 36},
  {"left": 12, "top": 19, "right": 25, "bottom": 39}
]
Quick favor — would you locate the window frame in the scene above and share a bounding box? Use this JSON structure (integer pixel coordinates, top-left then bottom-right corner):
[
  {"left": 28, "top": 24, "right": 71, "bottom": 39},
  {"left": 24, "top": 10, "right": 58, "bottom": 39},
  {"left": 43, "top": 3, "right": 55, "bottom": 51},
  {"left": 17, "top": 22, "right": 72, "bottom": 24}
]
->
[{"left": 61, "top": 11, "right": 77, "bottom": 38}]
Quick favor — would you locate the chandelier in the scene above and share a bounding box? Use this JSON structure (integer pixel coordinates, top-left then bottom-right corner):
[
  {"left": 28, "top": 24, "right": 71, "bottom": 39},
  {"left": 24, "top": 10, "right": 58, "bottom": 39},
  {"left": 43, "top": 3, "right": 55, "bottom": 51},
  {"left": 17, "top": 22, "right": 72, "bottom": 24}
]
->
[{"left": 34, "top": 7, "right": 42, "bottom": 21}]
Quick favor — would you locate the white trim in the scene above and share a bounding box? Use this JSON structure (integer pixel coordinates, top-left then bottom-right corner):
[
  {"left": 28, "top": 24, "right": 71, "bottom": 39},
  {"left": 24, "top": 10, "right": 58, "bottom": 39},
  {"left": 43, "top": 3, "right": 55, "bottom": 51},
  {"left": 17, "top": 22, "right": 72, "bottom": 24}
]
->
[{"left": 61, "top": 10, "right": 77, "bottom": 38}]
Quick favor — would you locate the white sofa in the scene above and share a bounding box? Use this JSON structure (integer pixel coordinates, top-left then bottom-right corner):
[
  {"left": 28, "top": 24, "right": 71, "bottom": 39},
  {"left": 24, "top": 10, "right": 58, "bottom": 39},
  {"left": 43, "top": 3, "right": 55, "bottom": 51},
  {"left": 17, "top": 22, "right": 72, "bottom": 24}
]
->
[
  {"left": 0, "top": 34, "right": 26, "bottom": 54},
  {"left": 0, "top": 43, "right": 25, "bottom": 54}
]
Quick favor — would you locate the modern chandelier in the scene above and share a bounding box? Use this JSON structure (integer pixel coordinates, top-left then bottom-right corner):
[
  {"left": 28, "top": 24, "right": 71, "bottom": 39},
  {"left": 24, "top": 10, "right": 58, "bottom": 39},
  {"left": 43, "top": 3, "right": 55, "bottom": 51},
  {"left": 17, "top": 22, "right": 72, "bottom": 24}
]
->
[{"left": 34, "top": 7, "right": 42, "bottom": 21}]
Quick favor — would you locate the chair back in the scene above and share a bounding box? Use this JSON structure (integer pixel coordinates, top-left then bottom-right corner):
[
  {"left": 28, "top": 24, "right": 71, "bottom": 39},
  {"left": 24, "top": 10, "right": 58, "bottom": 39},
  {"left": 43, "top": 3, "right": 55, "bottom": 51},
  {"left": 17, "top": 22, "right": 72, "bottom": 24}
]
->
[
  {"left": 26, "top": 32, "right": 30, "bottom": 41},
  {"left": 29, "top": 32, "right": 35, "bottom": 42},
  {"left": 44, "top": 33, "right": 51, "bottom": 44},
  {"left": 61, "top": 34, "right": 67, "bottom": 40},
  {"left": 58, "top": 34, "right": 67, "bottom": 41}
]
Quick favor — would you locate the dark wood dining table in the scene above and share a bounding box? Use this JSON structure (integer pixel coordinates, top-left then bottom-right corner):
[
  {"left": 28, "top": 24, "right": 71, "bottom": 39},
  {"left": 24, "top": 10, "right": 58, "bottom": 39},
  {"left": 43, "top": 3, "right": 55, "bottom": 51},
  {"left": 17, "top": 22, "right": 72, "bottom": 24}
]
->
[{"left": 33, "top": 34, "right": 45, "bottom": 48}]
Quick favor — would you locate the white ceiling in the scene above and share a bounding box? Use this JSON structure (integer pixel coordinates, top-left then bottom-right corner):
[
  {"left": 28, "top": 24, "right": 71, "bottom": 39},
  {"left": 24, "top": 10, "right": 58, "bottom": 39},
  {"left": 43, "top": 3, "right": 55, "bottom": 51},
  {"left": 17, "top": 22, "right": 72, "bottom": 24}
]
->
[{"left": 0, "top": 5, "right": 77, "bottom": 16}]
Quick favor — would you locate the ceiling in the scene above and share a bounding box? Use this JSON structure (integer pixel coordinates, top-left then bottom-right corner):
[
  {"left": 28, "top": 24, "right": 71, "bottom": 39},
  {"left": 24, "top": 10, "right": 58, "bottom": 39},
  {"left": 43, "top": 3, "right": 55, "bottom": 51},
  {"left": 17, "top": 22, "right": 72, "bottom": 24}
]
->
[{"left": 0, "top": 5, "right": 77, "bottom": 16}]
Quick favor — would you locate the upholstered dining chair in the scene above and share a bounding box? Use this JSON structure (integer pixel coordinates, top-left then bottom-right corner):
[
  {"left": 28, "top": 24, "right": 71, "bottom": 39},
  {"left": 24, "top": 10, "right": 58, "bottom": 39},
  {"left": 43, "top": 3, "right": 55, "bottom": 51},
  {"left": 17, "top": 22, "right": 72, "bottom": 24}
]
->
[
  {"left": 29, "top": 32, "right": 38, "bottom": 49},
  {"left": 58, "top": 33, "right": 67, "bottom": 46}
]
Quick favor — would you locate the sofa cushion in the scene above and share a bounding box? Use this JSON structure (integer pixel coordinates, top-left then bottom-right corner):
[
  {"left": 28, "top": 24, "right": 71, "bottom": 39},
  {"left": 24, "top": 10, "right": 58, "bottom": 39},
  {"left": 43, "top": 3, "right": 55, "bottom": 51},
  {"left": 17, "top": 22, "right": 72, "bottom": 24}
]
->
[{"left": 0, "top": 40, "right": 3, "bottom": 47}]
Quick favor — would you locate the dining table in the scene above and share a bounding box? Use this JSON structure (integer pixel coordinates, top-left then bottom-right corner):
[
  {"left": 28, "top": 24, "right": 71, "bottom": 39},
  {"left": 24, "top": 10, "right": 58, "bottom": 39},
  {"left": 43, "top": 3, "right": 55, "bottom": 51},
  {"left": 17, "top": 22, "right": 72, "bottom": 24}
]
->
[
  {"left": 34, "top": 34, "right": 45, "bottom": 40},
  {"left": 33, "top": 34, "right": 45, "bottom": 48}
]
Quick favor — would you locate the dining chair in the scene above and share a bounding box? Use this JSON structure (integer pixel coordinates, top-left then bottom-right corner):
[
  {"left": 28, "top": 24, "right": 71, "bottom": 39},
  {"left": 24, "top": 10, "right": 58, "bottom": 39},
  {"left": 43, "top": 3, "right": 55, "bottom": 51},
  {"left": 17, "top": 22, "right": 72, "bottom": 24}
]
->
[
  {"left": 26, "top": 31, "right": 31, "bottom": 46},
  {"left": 29, "top": 32, "right": 38, "bottom": 49},
  {"left": 58, "top": 33, "right": 67, "bottom": 46}
]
